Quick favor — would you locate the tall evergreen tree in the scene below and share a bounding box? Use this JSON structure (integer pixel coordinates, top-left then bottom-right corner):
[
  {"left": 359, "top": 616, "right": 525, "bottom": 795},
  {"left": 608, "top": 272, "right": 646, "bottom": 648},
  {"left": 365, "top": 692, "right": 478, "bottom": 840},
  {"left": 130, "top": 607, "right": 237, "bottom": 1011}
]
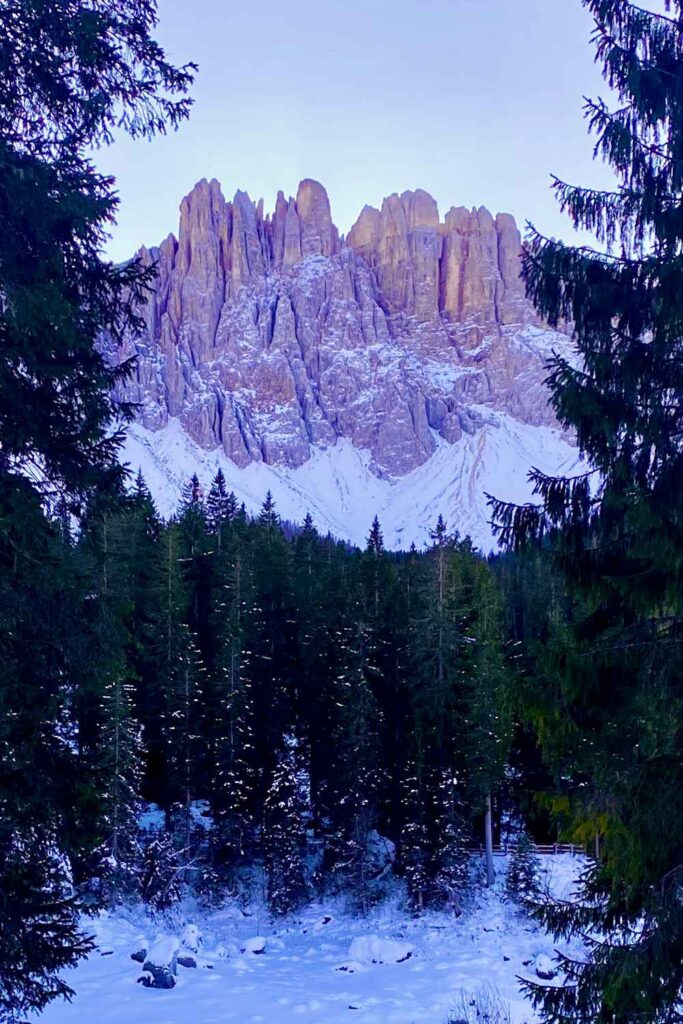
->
[
  {"left": 180, "top": 473, "right": 204, "bottom": 513},
  {"left": 330, "top": 603, "right": 383, "bottom": 914},
  {"left": 72, "top": 502, "right": 144, "bottom": 905},
  {"left": 259, "top": 490, "right": 280, "bottom": 529},
  {"left": 367, "top": 515, "right": 384, "bottom": 555},
  {"left": 145, "top": 523, "right": 205, "bottom": 858},
  {"left": 400, "top": 759, "right": 433, "bottom": 912},
  {"left": 206, "top": 469, "right": 236, "bottom": 535},
  {"left": 432, "top": 768, "right": 470, "bottom": 913},
  {"left": 263, "top": 735, "right": 309, "bottom": 916},
  {"left": 489, "top": 4, "right": 683, "bottom": 1021},
  {"left": 204, "top": 532, "right": 256, "bottom": 870},
  {"left": 0, "top": 4, "right": 193, "bottom": 1009}
]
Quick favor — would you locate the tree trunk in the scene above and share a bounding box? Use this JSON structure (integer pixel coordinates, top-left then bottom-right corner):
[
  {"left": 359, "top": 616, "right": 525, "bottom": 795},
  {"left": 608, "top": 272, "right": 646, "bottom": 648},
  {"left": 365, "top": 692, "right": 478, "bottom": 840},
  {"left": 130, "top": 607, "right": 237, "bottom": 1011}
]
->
[{"left": 484, "top": 792, "right": 495, "bottom": 887}]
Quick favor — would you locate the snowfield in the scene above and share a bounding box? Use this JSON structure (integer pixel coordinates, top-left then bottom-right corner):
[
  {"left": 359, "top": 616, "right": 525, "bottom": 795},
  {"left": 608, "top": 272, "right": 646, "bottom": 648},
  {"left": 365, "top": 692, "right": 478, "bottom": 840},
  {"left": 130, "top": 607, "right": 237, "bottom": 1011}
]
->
[
  {"left": 33, "top": 856, "right": 584, "bottom": 1024},
  {"left": 121, "top": 415, "right": 583, "bottom": 551}
]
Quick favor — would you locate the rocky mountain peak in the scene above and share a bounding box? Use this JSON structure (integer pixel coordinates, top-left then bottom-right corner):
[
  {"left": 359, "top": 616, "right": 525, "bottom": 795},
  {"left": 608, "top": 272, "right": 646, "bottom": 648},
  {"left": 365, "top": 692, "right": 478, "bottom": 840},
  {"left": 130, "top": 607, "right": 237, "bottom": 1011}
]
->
[{"left": 109, "top": 177, "right": 575, "bottom": 542}]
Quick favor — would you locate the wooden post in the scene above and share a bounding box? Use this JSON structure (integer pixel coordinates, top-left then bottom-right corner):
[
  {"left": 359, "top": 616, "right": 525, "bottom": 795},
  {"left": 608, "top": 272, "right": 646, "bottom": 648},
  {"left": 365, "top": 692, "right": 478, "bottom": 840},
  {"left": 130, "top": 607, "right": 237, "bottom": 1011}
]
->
[{"left": 485, "top": 793, "right": 495, "bottom": 887}]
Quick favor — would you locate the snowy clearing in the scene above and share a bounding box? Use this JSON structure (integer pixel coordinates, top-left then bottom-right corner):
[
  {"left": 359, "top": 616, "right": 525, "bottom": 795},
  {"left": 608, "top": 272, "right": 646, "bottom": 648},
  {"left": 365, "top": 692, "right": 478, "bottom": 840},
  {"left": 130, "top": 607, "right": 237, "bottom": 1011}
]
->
[{"left": 33, "top": 856, "right": 584, "bottom": 1024}]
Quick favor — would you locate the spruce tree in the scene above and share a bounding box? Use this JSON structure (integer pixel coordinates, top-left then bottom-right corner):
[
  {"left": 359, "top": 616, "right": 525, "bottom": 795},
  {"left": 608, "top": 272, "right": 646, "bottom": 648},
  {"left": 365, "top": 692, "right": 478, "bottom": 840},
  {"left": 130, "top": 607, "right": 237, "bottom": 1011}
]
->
[
  {"left": 506, "top": 830, "right": 539, "bottom": 904},
  {"left": 180, "top": 473, "right": 203, "bottom": 511},
  {"left": 145, "top": 523, "right": 205, "bottom": 858},
  {"left": 488, "top": 4, "right": 683, "bottom": 1021},
  {"left": 433, "top": 769, "right": 470, "bottom": 914},
  {"left": 205, "top": 537, "right": 256, "bottom": 871},
  {"left": 0, "top": 827, "right": 93, "bottom": 1022},
  {"left": 206, "top": 469, "right": 235, "bottom": 535},
  {"left": 367, "top": 515, "right": 384, "bottom": 555},
  {"left": 331, "top": 604, "right": 383, "bottom": 914},
  {"left": 248, "top": 496, "right": 298, "bottom": 788},
  {"left": 0, "top": 2, "right": 193, "bottom": 1013},
  {"left": 263, "top": 736, "right": 309, "bottom": 916},
  {"left": 73, "top": 504, "right": 145, "bottom": 906},
  {"left": 259, "top": 490, "right": 280, "bottom": 529},
  {"left": 400, "top": 760, "right": 433, "bottom": 912},
  {"left": 140, "top": 833, "right": 182, "bottom": 913}
]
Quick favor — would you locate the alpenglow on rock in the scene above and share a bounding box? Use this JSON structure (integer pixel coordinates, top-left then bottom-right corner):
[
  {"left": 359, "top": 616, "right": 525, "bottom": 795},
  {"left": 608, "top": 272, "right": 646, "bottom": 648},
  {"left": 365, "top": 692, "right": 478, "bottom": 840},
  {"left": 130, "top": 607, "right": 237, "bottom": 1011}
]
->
[{"left": 111, "top": 178, "right": 578, "bottom": 547}]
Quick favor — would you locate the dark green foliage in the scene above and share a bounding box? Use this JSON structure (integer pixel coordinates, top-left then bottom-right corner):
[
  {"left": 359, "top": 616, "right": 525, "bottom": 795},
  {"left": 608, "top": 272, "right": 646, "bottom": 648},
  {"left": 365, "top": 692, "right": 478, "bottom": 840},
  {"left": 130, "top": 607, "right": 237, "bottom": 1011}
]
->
[
  {"left": 506, "top": 831, "right": 539, "bottom": 903},
  {"left": 331, "top": 612, "right": 384, "bottom": 914},
  {"left": 206, "top": 469, "right": 237, "bottom": 534},
  {"left": 259, "top": 490, "right": 280, "bottom": 528},
  {"left": 400, "top": 761, "right": 432, "bottom": 911},
  {"left": 0, "top": 826, "right": 94, "bottom": 1023},
  {"left": 433, "top": 770, "right": 471, "bottom": 913},
  {"left": 367, "top": 515, "right": 384, "bottom": 554},
  {"left": 140, "top": 833, "right": 181, "bottom": 913},
  {"left": 263, "top": 736, "right": 309, "bottom": 916},
  {"left": 0, "top": 0, "right": 193, "bottom": 1013},
  {"left": 488, "top": 3, "right": 683, "bottom": 1022}
]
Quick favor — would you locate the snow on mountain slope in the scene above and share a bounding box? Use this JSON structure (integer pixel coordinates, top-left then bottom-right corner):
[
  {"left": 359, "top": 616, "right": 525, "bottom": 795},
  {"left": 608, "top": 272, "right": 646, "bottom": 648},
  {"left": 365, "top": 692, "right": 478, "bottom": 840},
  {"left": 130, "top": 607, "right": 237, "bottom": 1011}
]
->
[
  {"left": 109, "top": 176, "right": 583, "bottom": 548},
  {"left": 121, "top": 411, "right": 582, "bottom": 550}
]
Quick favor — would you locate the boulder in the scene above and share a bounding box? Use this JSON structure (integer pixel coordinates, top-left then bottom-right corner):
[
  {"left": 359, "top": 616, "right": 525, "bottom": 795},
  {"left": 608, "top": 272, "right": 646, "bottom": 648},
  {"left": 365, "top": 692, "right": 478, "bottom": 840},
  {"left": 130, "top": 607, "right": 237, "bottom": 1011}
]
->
[
  {"left": 176, "top": 955, "right": 197, "bottom": 969},
  {"left": 348, "top": 935, "right": 412, "bottom": 965},
  {"left": 535, "top": 953, "right": 558, "bottom": 981},
  {"left": 139, "top": 936, "right": 180, "bottom": 990},
  {"left": 241, "top": 936, "right": 266, "bottom": 955},
  {"left": 365, "top": 830, "right": 396, "bottom": 880},
  {"left": 181, "top": 923, "right": 202, "bottom": 953}
]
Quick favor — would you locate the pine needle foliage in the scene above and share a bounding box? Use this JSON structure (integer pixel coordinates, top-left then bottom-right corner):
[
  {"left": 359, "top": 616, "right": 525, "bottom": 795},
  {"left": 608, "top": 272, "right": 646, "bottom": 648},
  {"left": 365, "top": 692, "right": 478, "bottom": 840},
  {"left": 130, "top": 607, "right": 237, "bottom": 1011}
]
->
[{"left": 489, "top": 4, "right": 683, "bottom": 1022}]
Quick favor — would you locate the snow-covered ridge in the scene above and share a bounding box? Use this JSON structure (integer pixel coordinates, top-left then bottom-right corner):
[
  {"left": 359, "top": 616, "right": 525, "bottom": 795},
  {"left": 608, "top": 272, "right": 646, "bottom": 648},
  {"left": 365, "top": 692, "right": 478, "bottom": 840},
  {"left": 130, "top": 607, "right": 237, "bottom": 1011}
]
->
[
  {"left": 110, "top": 177, "right": 582, "bottom": 547},
  {"left": 121, "top": 413, "right": 582, "bottom": 551}
]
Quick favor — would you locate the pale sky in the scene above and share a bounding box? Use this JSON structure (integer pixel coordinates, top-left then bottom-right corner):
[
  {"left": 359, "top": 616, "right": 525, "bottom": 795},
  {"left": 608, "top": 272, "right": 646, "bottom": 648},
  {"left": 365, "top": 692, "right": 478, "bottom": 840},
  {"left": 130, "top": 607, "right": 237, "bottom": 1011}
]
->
[{"left": 101, "top": 0, "right": 627, "bottom": 262}]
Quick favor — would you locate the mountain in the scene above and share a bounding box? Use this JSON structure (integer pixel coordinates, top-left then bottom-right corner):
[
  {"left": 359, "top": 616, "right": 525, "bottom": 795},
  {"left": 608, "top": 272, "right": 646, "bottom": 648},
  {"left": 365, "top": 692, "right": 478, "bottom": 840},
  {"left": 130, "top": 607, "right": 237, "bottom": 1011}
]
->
[{"left": 111, "top": 178, "right": 581, "bottom": 548}]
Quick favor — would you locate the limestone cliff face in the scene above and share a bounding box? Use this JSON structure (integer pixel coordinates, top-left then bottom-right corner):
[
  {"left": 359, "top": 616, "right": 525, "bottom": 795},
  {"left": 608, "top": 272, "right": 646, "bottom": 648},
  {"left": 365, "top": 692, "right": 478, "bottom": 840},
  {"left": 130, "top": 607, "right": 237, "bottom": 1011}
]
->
[{"left": 111, "top": 178, "right": 570, "bottom": 478}]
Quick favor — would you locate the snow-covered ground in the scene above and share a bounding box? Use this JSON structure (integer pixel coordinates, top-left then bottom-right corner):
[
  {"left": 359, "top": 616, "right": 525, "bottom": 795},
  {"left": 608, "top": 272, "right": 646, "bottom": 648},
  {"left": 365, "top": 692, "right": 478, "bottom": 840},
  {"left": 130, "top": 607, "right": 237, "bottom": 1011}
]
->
[
  {"left": 121, "top": 414, "right": 582, "bottom": 551},
  {"left": 34, "top": 856, "right": 584, "bottom": 1024}
]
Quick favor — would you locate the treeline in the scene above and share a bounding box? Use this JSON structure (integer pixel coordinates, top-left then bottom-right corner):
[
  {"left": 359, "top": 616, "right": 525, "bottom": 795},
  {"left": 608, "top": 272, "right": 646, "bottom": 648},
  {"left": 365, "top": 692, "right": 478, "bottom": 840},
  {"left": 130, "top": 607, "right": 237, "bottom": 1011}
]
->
[{"left": 17, "top": 468, "right": 561, "bottom": 919}]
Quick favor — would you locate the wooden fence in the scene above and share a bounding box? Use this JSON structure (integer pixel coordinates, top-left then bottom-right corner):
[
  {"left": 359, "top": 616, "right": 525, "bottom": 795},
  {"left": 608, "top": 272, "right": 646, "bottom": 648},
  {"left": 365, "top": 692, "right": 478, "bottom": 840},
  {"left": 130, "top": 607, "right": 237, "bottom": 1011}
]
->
[{"left": 468, "top": 842, "right": 583, "bottom": 857}]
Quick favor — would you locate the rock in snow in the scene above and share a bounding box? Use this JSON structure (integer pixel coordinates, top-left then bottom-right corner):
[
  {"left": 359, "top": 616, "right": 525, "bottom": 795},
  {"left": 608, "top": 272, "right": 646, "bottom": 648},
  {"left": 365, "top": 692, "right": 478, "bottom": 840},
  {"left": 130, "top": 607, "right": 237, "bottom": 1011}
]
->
[
  {"left": 181, "top": 924, "right": 202, "bottom": 953},
  {"left": 139, "top": 936, "right": 180, "bottom": 989},
  {"left": 365, "top": 830, "right": 396, "bottom": 880},
  {"left": 348, "top": 936, "right": 413, "bottom": 964},
  {"left": 242, "top": 936, "right": 267, "bottom": 955},
  {"left": 107, "top": 177, "right": 582, "bottom": 548},
  {"left": 534, "top": 953, "right": 558, "bottom": 981}
]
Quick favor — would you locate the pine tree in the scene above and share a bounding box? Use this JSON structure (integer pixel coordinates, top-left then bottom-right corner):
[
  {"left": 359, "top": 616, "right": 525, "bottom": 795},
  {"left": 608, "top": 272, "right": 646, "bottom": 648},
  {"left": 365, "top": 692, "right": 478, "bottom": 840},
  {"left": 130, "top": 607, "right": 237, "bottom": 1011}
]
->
[
  {"left": 180, "top": 473, "right": 203, "bottom": 512},
  {"left": 263, "top": 735, "right": 309, "bottom": 916},
  {"left": 206, "top": 469, "right": 235, "bottom": 535},
  {"left": 145, "top": 523, "right": 205, "bottom": 861},
  {"left": 140, "top": 832, "right": 182, "bottom": 913},
  {"left": 248, "top": 497, "right": 298, "bottom": 791},
  {"left": 487, "top": 4, "right": 683, "bottom": 1021},
  {"left": 367, "top": 515, "right": 384, "bottom": 555},
  {"left": 0, "top": 826, "right": 93, "bottom": 1022},
  {"left": 506, "top": 830, "right": 539, "bottom": 904},
  {"left": 331, "top": 606, "right": 383, "bottom": 914},
  {"left": 459, "top": 556, "right": 511, "bottom": 888},
  {"left": 205, "top": 538, "right": 256, "bottom": 871},
  {"left": 0, "top": 2, "right": 193, "bottom": 1012},
  {"left": 400, "top": 760, "right": 432, "bottom": 912},
  {"left": 433, "top": 769, "right": 470, "bottom": 914},
  {"left": 69, "top": 503, "right": 145, "bottom": 905},
  {"left": 259, "top": 490, "right": 280, "bottom": 529},
  {"left": 301, "top": 511, "right": 315, "bottom": 535}
]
